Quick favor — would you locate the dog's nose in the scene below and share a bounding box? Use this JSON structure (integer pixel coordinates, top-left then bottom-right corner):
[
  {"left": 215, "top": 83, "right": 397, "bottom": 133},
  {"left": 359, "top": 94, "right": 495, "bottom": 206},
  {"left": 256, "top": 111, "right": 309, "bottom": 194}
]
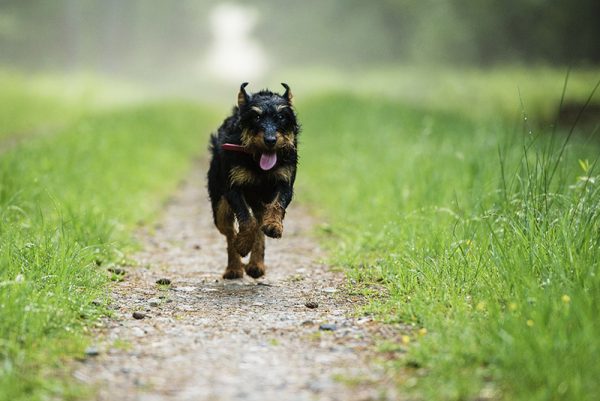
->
[{"left": 264, "top": 137, "right": 276, "bottom": 147}]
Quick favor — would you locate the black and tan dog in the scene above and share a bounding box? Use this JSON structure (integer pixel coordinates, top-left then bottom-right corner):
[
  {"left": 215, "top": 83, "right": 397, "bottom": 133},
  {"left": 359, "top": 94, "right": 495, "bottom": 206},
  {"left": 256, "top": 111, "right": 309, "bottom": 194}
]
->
[{"left": 207, "top": 83, "right": 299, "bottom": 279}]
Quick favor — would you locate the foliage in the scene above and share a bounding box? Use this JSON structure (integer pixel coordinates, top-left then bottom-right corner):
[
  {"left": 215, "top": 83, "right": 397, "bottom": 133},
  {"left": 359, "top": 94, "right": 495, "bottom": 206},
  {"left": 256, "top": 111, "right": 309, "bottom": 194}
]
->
[
  {"left": 0, "top": 0, "right": 598, "bottom": 76},
  {"left": 298, "top": 76, "right": 600, "bottom": 400},
  {"left": 0, "top": 97, "right": 216, "bottom": 400}
]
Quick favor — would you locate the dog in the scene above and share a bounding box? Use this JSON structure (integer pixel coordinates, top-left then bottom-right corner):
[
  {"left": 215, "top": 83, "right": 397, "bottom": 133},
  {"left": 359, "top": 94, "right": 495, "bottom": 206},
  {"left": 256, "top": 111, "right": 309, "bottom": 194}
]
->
[{"left": 207, "top": 83, "right": 299, "bottom": 279}]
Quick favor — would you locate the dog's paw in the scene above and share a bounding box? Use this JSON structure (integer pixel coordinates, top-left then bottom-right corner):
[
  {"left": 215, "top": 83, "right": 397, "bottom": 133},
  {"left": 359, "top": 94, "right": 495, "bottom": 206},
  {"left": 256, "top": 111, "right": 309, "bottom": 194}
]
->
[
  {"left": 262, "top": 222, "right": 283, "bottom": 239},
  {"left": 223, "top": 268, "right": 244, "bottom": 280},
  {"left": 244, "top": 263, "right": 265, "bottom": 279}
]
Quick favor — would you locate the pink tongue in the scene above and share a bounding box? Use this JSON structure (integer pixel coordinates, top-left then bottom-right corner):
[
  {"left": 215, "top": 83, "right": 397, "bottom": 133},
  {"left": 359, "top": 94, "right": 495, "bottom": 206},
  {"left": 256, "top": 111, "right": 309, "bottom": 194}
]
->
[{"left": 259, "top": 152, "right": 277, "bottom": 171}]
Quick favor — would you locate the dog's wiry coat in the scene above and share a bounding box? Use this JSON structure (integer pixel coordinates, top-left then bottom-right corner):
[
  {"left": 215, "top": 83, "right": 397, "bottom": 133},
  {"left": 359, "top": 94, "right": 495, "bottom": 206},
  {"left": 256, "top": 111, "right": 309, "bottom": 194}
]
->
[{"left": 207, "top": 83, "right": 299, "bottom": 279}]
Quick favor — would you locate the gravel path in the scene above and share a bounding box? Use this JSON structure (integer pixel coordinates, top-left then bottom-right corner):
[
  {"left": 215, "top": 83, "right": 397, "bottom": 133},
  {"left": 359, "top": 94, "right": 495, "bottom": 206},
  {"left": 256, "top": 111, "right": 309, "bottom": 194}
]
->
[{"left": 74, "top": 163, "right": 398, "bottom": 401}]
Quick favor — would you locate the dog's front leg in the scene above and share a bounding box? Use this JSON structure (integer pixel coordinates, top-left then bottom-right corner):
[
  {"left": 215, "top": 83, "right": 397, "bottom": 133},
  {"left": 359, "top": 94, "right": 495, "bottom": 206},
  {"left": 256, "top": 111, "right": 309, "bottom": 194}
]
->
[
  {"left": 225, "top": 188, "right": 257, "bottom": 257},
  {"left": 262, "top": 184, "right": 293, "bottom": 239}
]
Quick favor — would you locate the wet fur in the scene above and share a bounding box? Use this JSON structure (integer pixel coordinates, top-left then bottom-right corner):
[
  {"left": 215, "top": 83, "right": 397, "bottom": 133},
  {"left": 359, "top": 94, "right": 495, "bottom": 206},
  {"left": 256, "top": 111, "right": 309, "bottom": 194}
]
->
[{"left": 207, "top": 83, "right": 299, "bottom": 279}]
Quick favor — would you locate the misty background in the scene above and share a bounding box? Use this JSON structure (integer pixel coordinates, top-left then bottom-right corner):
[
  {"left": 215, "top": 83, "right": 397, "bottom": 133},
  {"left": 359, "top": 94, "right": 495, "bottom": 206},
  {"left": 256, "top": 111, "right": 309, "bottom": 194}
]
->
[{"left": 1, "top": 1, "right": 598, "bottom": 87}]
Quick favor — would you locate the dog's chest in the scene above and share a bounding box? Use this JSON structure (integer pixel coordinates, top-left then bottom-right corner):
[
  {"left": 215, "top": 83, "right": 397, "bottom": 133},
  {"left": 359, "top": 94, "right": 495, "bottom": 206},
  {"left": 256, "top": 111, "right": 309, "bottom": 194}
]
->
[{"left": 228, "top": 164, "right": 293, "bottom": 187}]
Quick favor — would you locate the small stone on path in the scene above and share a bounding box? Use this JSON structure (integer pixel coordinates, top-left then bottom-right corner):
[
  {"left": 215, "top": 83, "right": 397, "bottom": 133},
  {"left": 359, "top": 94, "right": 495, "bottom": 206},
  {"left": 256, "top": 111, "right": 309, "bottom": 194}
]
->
[
  {"left": 319, "top": 323, "right": 337, "bottom": 331},
  {"left": 156, "top": 278, "right": 171, "bottom": 285},
  {"left": 132, "top": 311, "right": 146, "bottom": 320},
  {"left": 85, "top": 346, "right": 100, "bottom": 357},
  {"left": 305, "top": 301, "right": 319, "bottom": 309}
]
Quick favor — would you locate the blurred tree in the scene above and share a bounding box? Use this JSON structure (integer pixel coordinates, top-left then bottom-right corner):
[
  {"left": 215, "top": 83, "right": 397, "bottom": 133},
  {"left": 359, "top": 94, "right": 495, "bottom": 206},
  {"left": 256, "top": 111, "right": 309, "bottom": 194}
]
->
[{"left": 0, "top": 0, "right": 597, "bottom": 76}]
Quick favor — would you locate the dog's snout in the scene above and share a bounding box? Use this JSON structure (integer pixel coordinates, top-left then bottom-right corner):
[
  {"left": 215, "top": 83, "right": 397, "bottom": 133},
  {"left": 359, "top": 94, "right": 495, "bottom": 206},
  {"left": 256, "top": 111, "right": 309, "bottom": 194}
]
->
[{"left": 264, "top": 136, "right": 276, "bottom": 147}]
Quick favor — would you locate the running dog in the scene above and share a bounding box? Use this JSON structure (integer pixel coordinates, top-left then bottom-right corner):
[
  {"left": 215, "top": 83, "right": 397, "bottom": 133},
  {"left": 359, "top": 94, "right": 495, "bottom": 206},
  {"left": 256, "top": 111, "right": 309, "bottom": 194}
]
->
[{"left": 207, "top": 83, "right": 299, "bottom": 279}]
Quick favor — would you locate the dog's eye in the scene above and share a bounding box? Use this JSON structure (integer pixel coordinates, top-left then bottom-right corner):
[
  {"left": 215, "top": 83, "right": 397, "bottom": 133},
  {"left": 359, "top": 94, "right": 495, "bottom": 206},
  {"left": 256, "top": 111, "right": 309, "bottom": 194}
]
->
[
  {"left": 277, "top": 114, "right": 285, "bottom": 122},
  {"left": 254, "top": 114, "right": 261, "bottom": 122}
]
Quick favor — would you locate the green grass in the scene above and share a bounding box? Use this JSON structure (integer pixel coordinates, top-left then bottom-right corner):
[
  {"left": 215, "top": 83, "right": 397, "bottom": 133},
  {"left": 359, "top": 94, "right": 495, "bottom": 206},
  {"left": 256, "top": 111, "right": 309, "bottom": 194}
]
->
[
  {"left": 0, "top": 70, "right": 147, "bottom": 140},
  {"left": 0, "top": 101, "right": 216, "bottom": 400},
  {"left": 297, "top": 74, "right": 600, "bottom": 400},
  {"left": 1, "top": 66, "right": 598, "bottom": 401}
]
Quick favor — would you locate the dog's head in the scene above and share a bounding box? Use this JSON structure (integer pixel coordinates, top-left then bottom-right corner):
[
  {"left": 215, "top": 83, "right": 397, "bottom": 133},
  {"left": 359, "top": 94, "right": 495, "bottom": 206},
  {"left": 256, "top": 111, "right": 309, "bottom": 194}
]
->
[{"left": 236, "top": 83, "right": 298, "bottom": 162}]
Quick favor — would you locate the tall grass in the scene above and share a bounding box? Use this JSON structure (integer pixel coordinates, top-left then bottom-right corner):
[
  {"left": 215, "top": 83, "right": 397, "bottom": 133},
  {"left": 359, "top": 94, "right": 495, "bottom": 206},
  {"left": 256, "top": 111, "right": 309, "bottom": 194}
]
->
[
  {"left": 0, "top": 102, "right": 216, "bottom": 400},
  {"left": 298, "top": 84, "right": 600, "bottom": 400}
]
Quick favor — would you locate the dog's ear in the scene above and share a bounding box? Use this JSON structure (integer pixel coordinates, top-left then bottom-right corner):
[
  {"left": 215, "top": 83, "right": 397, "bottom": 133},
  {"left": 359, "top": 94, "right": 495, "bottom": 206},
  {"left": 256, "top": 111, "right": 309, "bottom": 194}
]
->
[
  {"left": 238, "top": 82, "right": 250, "bottom": 108},
  {"left": 281, "top": 83, "right": 293, "bottom": 105}
]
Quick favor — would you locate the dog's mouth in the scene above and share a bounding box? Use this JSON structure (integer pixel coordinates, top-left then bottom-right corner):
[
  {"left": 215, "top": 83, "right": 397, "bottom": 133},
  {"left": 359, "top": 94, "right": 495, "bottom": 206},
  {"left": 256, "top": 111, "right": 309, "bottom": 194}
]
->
[{"left": 259, "top": 152, "right": 277, "bottom": 171}]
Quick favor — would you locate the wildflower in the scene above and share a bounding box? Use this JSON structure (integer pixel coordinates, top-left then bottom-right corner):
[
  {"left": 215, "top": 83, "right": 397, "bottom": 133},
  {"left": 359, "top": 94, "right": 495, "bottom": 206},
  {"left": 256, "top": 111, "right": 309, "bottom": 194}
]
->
[
  {"left": 476, "top": 301, "right": 486, "bottom": 311},
  {"left": 526, "top": 319, "right": 534, "bottom": 327},
  {"left": 401, "top": 335, "right": 411, "bottom": 345},
  {"left": 508, "top": 302, "right": 518, "bottom": 311},
  {"left": 561, "top": 295, "right": 571, "bottom": 304},
  {"left": 418, "top": 328, "right": 427, "bottom": 336}
]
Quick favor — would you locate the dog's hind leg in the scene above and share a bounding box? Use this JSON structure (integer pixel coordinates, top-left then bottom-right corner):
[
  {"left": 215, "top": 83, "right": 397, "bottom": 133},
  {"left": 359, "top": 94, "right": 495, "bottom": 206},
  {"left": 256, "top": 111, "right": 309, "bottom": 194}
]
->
[
  {"left": 225, "top": 188, "right": 257, "bottom": 257},
  {"left": 234, "top": 219, "right": 257, "bottom": 257},
  {"left": 216, "top": 198, "right": 244, "bottom": 279},
  {"left": 245, "top": 229, "right": 266, "bottom": 279}
]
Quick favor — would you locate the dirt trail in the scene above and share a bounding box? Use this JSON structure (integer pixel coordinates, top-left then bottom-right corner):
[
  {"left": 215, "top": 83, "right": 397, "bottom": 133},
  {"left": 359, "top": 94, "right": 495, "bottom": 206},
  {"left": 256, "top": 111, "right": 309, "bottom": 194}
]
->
[{"left": 75, "top": 163, "right": 397, "bottom": 401}]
